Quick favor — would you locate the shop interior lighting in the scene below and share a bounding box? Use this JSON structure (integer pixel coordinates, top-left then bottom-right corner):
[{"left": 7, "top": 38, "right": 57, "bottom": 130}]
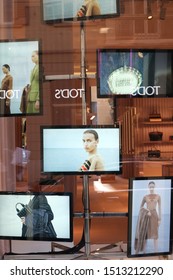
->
[{"left": 147, "top": 0, "right": 153, "bottom": 19}]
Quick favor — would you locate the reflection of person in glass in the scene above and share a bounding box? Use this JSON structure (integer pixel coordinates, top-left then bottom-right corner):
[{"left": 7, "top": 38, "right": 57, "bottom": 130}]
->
[
  {"left": 134, "top": 181, "right": 161, "bottom": 254},
  {"left": 77, "top": 0, "right": 101, "bottom": 17},
  {"left": 80, "top": 129, "right": 104, "bottom": 171},
  {"left": 26, "top": 50, "right": 39, "bottom": 114},
  {"left": 0, "top": 64, "right": 13, "bottom": 115},
  {"left": 18, "top": 195, "right": 57, "bottom": 239}
]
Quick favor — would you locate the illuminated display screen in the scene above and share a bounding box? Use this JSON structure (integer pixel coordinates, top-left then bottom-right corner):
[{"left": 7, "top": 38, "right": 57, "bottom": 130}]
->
[
  {"left": 0, "top": 40, "right": 42, "bottom": 117},
  {"left": 97, "top": 49, "right": 173, "bottom": 98},
  {"left": 0, "top": 192, "right": 73, "bottom": 242},
  {"left": 42, "top": 0, "right": 119, "bottom": 23},
  {"left": 41, "top": 125, "right": 121, "bottom": 175}
]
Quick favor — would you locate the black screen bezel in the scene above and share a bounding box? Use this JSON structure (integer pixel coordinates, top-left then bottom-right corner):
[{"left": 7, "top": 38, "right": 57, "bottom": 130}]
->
[
  {"left": 0, "top": 39, "right": 43, "bottom": 117},
  {"left": 96, "top": 48, "right": 173, "bottom": 99},
  {"left": 0, "top": 191, "right": 73, "bottom": 242},
  {"left": 42, "top": 0, "right": 120, "bottom": 24},
  {"left": 127, "top": 176, "right": 173, "bottom": 258}
]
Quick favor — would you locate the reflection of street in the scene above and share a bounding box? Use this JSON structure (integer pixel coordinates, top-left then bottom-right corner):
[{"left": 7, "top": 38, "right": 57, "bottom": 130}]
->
[
  {"left": 11, "top": 147, "right": 30, "bottom": 182},
  {"left": 16, "top": 165, "right": 28, "bottom": 182}
]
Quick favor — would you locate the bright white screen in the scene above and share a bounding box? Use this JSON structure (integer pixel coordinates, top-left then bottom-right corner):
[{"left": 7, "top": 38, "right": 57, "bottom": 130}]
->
[
  {"left": 0, "top": 193, "right": 72, "bottom": 241},
  {"left": 42, "top": 126, "right": 121, "bottom": 174}
]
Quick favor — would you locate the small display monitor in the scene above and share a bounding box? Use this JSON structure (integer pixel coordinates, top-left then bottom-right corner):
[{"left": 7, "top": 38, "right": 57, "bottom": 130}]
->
[
  {"left": 42, "top": 0, "right": 120, "bottom": 23},
  {"left": 0, "top": 39, "right": 42, "bottom": 117},
  {"left": 127, "top": 177, "right": 172, "bottom": 258},
  {"left": 97, "top": 49, "right": 173, "bottom": 98},
  {"left": 0, "top": 192, "right": 73, "bottom": 242},
  {"left": 41, "top": 125, "right": 121, "bottom": 175}
]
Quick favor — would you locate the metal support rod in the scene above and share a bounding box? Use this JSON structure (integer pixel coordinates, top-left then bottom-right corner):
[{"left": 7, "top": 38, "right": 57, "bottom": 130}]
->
[
  {"left": 90, "top": 212, "right": 128, "bottom": 217},
  {"left": 83, "top": 175, "right": 90, "bottom": 257},
  {"left": 73, "top": 212, "right": 128, "bottom": 218},
  {"left": 80, "top": 21, "right": 91, "bottom": 257},
  {"left": 80, "top": 21, "right": 87, "bottom": 126},
  {"left": 44, "top": 73, "right": 96, "bottom": 81}
]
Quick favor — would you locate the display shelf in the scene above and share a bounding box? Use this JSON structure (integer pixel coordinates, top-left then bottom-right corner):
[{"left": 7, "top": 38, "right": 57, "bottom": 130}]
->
[
  {"left": 143, "top": 141, "right": 173, "bottom": 144},
  {"left": 143, "top": 121, "right": 173, "bottom": 125},
  {"left": 136, "top": 111, "right": 173, "bottom": 165}
]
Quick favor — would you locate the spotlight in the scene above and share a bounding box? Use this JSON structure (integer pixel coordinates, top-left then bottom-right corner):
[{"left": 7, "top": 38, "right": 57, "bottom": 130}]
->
[
  {"left": 148, "top": 14, "right": 153, "bottom": 20},
  {"left": 147, "top": 0, "right": 153, "bottom": 20},
  {"left": 86, "top": 107, "right": 96, "bottom": 123},
  {"left": 90, "top": 115, "right": 96, "bottom": 121}
]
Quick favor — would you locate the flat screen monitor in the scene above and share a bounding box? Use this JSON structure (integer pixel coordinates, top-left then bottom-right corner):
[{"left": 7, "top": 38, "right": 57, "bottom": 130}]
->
[
  {"left": 127, "top": 177, "right": 172, "bottom": 258},
  {"left": 42, "top": 0, "right": 120, "bottom": 23},
  {"left": 41, "top": 125, "right": 121, "bottom": 175},
  {"left": 0, "top": 192, "right": 73, "bottom": 242},
  {"left": 97, "top": 49, "right": 173, "bottom": 98},
  {"left": 0, "top": 39, "right": 42, "bottom": 117}
]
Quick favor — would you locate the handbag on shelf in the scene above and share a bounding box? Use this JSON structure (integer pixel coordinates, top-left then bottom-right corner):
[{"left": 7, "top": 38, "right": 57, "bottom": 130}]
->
[
  {"left": 149, "top": 109, "right": 162, "bottom": 122},
  {"left": 148, "top": 149, "right": 161, "bottom": 158},
  {"left": 149, "top": 131, "right": 163, "bottom": 141}
]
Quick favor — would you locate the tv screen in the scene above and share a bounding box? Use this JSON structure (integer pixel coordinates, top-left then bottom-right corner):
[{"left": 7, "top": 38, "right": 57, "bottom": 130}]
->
[
  {"left": 97, "top": 49, "right": 173, "bottom": 98},
  {"left": 0, "top": 192, "right": 73, "bottom": 242},
  {"left": 127, "top": 177, "right": 172, "bottom": 258},
  {"left": 0, "top": 39, "right": 42, "bottom": 117},
  {"left": 42, "top": 0, "right": 119, "bottom": 23},
  {"left": 41, "top": 125, "right": 121, "bottom": 175}
]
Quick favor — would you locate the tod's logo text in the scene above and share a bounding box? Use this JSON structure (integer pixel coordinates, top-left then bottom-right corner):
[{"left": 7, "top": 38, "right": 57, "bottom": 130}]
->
[{"left": 55, "top": 89, "right": 84, "bottom": 99}]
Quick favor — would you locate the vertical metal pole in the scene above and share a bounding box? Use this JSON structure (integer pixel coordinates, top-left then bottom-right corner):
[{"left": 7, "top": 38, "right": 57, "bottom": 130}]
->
[
  {"left": 80, "top": 21, "right": 91, "bottom": 257},
  {"left": 83, "top": 175, "right": 90, "bottom": 257},
  {"left": 80, "top": 21, "right": 87, "bottom": 125}
]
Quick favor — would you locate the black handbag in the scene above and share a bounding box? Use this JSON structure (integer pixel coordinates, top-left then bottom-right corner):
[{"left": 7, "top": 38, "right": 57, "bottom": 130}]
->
[
  {"left": 149, "top": 110, "right": 162, "bottom": 122},
  {"left": 15, "top": 200, "right": 57, "bottom": 239},
  {"left": 149, "top": 131, "right": 163, "bottom": 141},
  {"left": 148, "top": 149, "right": 160, "bottom": 158},
  {"left": 15, "top": 202, "right": 31, "bottom": 218}
]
